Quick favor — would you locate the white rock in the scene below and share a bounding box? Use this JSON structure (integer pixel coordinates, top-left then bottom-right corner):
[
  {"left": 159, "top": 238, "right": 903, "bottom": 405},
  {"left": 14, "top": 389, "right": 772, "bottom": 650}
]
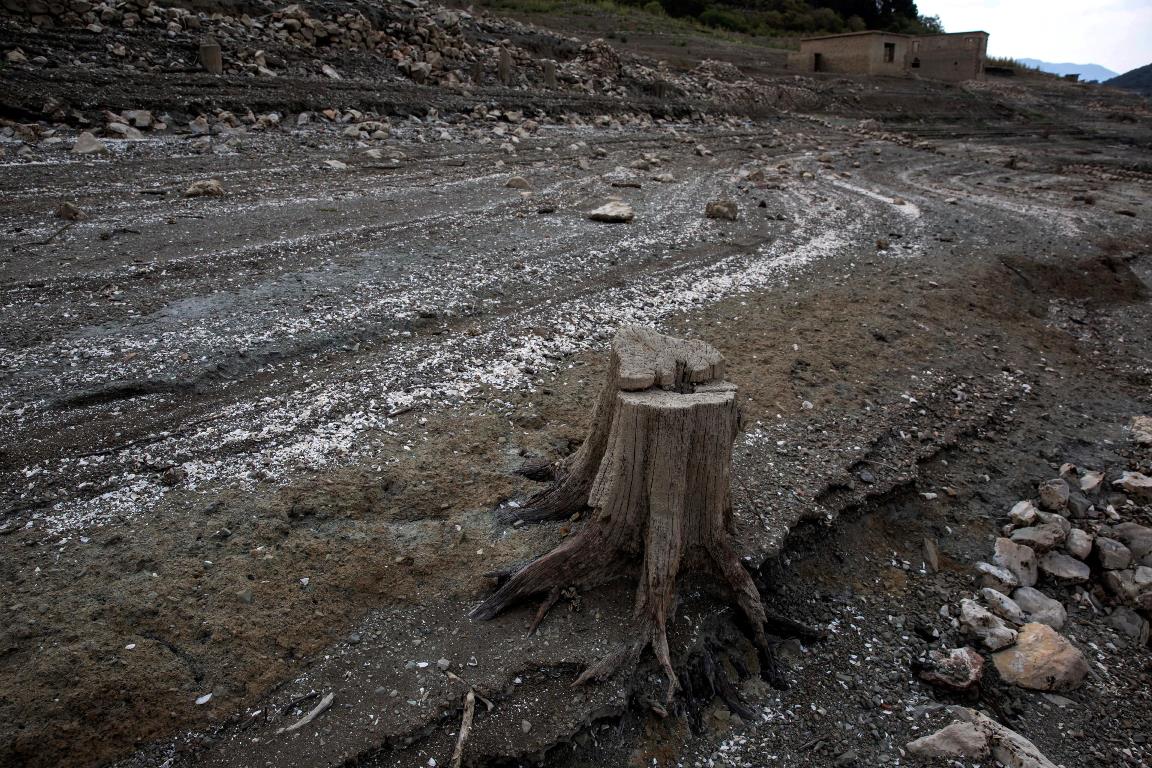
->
[
  {"left": 975, "top": 561, "right": 1018, "bottom": 594},
  {"left": 1038, "top": 551, "right": 1090, "bottom": 584},
  {"left": 994, "top": 538, "right": 1038, "bottom": 588},
  {"left": 959, "top": 598, "right": 1018, "bottom": 651},
  {"left": 1008, "top": 500, "right": 1038, "bottom": 527},
  {"left": 587, "top": 200, "right": 634, "bottom": 223}
]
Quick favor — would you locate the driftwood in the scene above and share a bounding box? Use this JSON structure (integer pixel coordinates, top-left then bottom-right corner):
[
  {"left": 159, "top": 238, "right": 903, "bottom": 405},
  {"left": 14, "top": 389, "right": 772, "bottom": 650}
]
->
[{"left": 473, "top": 327, "right": 786, "bottom": 700}]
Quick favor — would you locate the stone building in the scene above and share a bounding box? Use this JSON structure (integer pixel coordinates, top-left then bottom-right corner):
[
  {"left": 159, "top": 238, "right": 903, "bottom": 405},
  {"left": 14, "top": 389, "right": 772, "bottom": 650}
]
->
[{"left": 792, "top": 30, "right": 989, "bottom": 82}]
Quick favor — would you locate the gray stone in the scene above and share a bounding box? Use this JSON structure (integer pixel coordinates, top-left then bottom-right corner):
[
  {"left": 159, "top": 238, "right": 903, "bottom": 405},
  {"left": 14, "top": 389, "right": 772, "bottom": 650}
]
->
[
  {"left": 1064, "top": 528, "right": 1092, "bottom": 560},
  {"left": 1115, "top": 471, "right": 1152, "bottom": 501},
  {"left": 975, "top": 561, "right": 1018, "bottom": 594},
  {"left": 705, "top": 200, "right": 738, "bottom": 221},
  {"left": 504, "top": 176, "right": 531, "bottom": 190},
  {"left": 436, "top": 657, "right": 450, "bottom": 671},
  {"left": 587, "top": 200, "right": 633, "bottom": 223},
  {"left": 906, "top": 722, "right": 989, "bottom": 759},
  {"left": 1103, "top": 568, "right": 1152, "bottom": 610},
  {"left": 72, "top": 131, "right": 107, "bottom": 154},
  {"left": 1038, "top": 551, "right": 1090, "bottom": 584},
  {"left": 1011, "top": 587, "right": 1066, "bottom": 630},
  {"left": 1104, "top": 522, "right": 1152, "bottom": 561},
  {"left": 959, "top": 598, "right": 1017, "bottom": 651},
  {"left": 1011, "top": 524, "right": 1065, "bottom": 552},
  {"left": 1038, "top": 478, "right": 1069, "bottom": 511},
  {"left": 1095, "top": 537, "right": 1132, "bottom": 570},
  {"left": 981, "top": 587, "right": 1025, "bottom": 624},
  {"left": 994, "top": 538, "right": 1038, "bottom": 588},
  {"left": 1103, "top": 606, "right": 1149, "bottom": 644}
]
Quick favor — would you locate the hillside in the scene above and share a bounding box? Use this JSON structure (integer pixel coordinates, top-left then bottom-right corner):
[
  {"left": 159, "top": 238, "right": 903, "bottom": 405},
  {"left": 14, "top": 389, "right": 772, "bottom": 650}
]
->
[
  {"left": 1108, "top": 62, "right": 1152, "bottom": 95},
  {"left": 1017, "top": 58, "right": 1118, "bottom": 82},
  {"left": 474, "top": 0, "right": 942, "bottom": 39}
]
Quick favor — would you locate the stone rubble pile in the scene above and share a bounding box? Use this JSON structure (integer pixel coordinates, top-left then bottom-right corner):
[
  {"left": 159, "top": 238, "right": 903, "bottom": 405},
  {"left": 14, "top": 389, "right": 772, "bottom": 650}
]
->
[
  {"left": 1, "top": 0, "right": 835, "bottom": 111},
  {"left": 929, "top": 457, "right": 1152, "bottom": 699}
]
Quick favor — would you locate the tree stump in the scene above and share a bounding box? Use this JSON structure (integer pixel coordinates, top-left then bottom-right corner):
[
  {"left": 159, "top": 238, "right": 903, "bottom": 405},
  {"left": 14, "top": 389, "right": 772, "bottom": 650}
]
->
[{"left": 472, "top": 327, "right": 782, "bottom": 699}]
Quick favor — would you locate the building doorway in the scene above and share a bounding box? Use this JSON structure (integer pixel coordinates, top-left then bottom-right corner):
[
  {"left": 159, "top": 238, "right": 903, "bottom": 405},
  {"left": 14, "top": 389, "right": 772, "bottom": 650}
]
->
[{"left": 813, "top": 52, "right": 825, "bottom": 72}]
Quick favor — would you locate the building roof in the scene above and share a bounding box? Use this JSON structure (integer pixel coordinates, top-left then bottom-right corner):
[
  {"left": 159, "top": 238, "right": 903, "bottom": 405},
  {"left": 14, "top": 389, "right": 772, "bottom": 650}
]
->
[
  {"left": 800, "top": 30, "right": 911, "bottom": 42},
  {"left": 800, "top": 29, "right": 989, "bottom": 43}
]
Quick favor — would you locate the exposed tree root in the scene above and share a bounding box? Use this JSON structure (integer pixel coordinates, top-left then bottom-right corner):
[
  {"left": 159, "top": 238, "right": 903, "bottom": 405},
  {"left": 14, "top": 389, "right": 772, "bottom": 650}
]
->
[{"left": 474, "top": 327, "right": 792, "bottom": 704}]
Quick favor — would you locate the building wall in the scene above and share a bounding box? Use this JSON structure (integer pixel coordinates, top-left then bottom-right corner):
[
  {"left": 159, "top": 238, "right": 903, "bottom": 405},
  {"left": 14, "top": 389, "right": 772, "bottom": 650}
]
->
[
  {"left": 909, "top": 32, "right": 988, "bottom": 81},
  {"left": 798, "top": 34, "right": 909, "bottom": 77}
]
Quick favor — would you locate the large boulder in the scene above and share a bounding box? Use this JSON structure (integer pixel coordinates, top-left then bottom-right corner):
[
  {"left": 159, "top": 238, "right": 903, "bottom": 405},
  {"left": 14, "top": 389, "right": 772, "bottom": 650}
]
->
[
  {"left": 981, "top": 587, "right": 1025, "bottom": 624},
  {"left": 992, "top": 623, "right": 1089, "bottom": 691},
  {"left": 72, "top": 131, "right": 108, "bottom": 154}
]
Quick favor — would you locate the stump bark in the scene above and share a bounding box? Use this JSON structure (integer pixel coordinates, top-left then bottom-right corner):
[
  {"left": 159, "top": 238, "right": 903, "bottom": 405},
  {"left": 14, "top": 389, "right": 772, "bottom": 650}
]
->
[{"left": 472, "top": 327, "right": 782, "bottom": 699}]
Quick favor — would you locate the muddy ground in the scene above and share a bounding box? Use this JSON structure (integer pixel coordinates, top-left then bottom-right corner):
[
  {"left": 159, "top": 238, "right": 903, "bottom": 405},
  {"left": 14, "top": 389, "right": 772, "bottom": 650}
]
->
[{"left": 3, "top": 9, "right": 1152, "bottom": 768}]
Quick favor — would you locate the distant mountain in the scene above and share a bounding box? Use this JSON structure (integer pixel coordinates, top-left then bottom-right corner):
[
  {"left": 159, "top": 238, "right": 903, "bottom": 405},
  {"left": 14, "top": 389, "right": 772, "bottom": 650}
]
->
[
  {"left": 1107, "top": 63, "right": 1152, "bottom": 95},
  {"left": 1017, "top": 58, "right": 1118, "bottom": 82}
]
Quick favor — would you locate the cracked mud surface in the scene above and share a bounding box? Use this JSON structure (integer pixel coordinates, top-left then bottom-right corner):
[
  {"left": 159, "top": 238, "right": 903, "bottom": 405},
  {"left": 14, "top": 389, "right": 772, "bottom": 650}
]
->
[{"left": 2, "top": 51, "right": 1151, "bottom": 768}]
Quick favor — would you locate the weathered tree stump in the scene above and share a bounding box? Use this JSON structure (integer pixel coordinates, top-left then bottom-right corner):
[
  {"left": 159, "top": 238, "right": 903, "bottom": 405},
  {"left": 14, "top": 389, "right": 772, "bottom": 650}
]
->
[{"left": 472, "top": 327, "right": 783, "bottom": 700}]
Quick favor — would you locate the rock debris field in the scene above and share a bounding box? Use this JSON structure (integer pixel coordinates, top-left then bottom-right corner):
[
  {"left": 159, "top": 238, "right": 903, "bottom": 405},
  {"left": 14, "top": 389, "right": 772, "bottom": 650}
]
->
[{"left": 1, "top": 2, "right": 1152, "bottom": 768}]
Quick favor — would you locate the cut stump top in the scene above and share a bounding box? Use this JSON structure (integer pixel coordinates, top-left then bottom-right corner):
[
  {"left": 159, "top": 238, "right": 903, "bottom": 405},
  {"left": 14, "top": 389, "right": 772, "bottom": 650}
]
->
[{"left": 614, "top": 326, "right": 726, "bottom": 391}]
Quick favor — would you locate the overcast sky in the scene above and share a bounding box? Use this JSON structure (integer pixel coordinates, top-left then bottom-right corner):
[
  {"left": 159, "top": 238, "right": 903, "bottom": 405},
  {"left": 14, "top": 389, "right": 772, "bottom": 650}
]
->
[{"left": 916, "top": 0, "right": 1150, "bottom": 75}]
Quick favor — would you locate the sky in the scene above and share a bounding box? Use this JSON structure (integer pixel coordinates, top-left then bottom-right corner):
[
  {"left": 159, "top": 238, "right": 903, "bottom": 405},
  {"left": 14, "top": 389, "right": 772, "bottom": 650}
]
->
[{"left": 915, "top": 0, "right": 1151, "bottom": 75}]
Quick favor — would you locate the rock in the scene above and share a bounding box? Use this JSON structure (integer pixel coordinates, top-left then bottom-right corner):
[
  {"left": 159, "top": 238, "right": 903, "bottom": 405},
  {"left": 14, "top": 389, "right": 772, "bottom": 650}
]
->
[
  {"left": 6, "top": 48, "right": 27, "bottom": 64},
  {"left": 981, "top": 587, "right": 1025, "bottom": 624},
  {"left": 436, "top": 658, "right": 450, "bottom": 671},
  {"left": 1037, "top": 479, "right": 1069, "bottom": 511},
  {"left": 322, "top": 159, "right": 348, "bottom": 170},
  {"left": 915, "top": 647, "right": 984, "bottom": 692},
  {"left": 1131, "top": 416, "right": 1152, "bottom": 445},
  {"left": 106, "top": 122, "right": 144, "bottom": 140},
  {"left": 1079, "top": 469, "right": 1105, "bottom": 494},
  {"left": 55, "top": 202, "right": 87, "bottom": 221},
  {"left": 504, "top": 176, "right": 531, "bottom": 190},
  {"left": 322, "top": 64, "right": 342, "bottom": 80},
  {"left": 705, "top": 200, "right": 738, "bottom": 221},
  {"left": 1103, "top": 567, "right": 1152, "bottom": 610},
  {"left": 520, "top": 719, "right": 532, "bottom": 733},
  {"left": 1066, "top": 490, "right": 1093, "bottom": 518},
  {"left": 72, "top": 131, "right": 108, "bottom": 154},
  {"left": 1104, "top": 522, "right": 1152, "bottom": 561},
  {"left": 1011, "top": 587, "right": 1066, "bottom": 630},
  {"left": 959, "top": 598, "right": 1017, "bottom": 651},
  {"left": 183, "top": 179, "right": 223, "bottom": 197},
  {"left": 922, "top": 537, "right": 940, "bottom": 573},
  {"left": 1064, "top": 528, "right": 1092, "bottom": 560},
  {"left": 124, "top": 109, "right": 153, "bottom": 128},
  {"left": 1104, "top": 606, "right": 1149, "bottom": 644},
  {"left": 1115, "top": 471, "right": 1152, "bottom": 501},
  {"left": 906, "top": 722, "right": 989, "bottom": 759},
  {"left": 1010, "top": 524, "right": 1065, "bottom": 552},
  {"left": 587, "top": 200, "right": 633, "bottom": 223},
  {"left": 341, "top": 125, "right": 361, "bottom": 138},
  {"left": 992, "top": 623, "right": 1088, "bottom": 691},
  {"left": 1035, "top": 511, "right": 1071, "bottom": 536},
  {"left": 1008, "top": 500, "right": 1038, "bottom": 527},
  {"left": 1038, "top": 551, "right": 1090, "bottom": 584},
  {"left": 975, "top": 561, "right": 1018, "bottom": 594},
  {"left": 994, "top": 538, "right": 1037, "bottom": 588},
  {"left": 1095, "top": 537, "right": 1132, "bottom": 570},
  {"left": 652, "top": 172, "right": 674, "bottom": 183},
  {"left": 952, "top": 707, "right": 1061, "bottom": 768},
  {"left": 694, "top": 144, "right": 712, "bottom": 157}
]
